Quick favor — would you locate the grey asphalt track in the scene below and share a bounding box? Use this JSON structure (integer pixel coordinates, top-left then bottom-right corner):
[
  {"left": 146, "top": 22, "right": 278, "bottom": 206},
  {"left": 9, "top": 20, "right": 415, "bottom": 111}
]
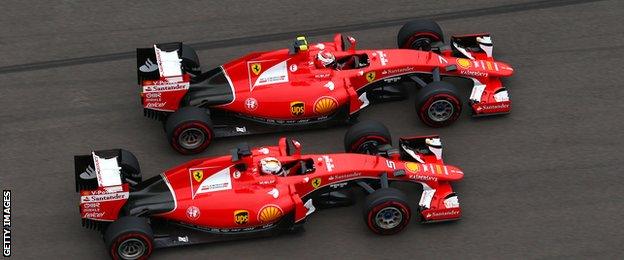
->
[{"left": 1, "top": 0, "right": 623, "bottom": 259}]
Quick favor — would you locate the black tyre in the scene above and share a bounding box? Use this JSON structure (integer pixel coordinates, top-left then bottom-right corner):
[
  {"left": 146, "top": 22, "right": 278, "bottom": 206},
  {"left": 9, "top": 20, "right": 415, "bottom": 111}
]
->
[
  {"left": 344, "top": 120, "right": 391, "bottom": 154},
  {"left": 165, "top": 107, "right": 214, "bottom": 155},
  {"left": 415, "top": 81, "right": 462, "bottom": 127},
  {"left": 397, "top": 20, "right": 444, "bottom": 50},
  {"left": 180, "top": 44, "right": 201, "bottom": 76},
  {"left": 119, "top": 149, "right": 141, "bottom": 184},
  {"left": 363, "top": 188, "right": 411, "bottom": 235},
  {"left": 104, "top": 217, "right": 153, "bottom": 260}
]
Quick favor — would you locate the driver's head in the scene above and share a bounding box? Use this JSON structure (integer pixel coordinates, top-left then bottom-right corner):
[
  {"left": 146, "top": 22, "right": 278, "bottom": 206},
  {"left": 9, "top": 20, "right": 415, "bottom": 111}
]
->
[
  {"left": 316, "top": 51, "right": 336, "bottom": 68},
  {"left": 260, "top": 157, "right": 283, "bottom": 175}
]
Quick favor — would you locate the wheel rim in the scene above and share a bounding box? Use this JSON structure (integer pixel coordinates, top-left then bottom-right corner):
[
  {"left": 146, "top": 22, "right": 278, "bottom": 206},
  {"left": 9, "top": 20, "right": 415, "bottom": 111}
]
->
[
  {"left": 357, "top": 140, "right": 381, "bottom": 154},
  {"left": 178, "top": 127, "right": 206, "bottom": 150},
  {"left": 410, "top": 37, "right": 433, "bottom": 50},
  {"left": 117, "top": 238, "right": 146, "bottom": 259},
  {"left": 375, "top": 206, "right": 403, "bottom": 229},
  {"left": 427, "top": 100, "right": 454, "bottom": 122}
]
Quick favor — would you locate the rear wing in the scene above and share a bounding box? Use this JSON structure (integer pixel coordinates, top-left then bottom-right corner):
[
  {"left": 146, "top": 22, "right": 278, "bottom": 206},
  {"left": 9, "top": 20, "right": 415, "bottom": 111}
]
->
[
  {"left": 399, "top": 135, "right": 443, "bottom": 164},
  {"left": 74, "top": 149, "right": 132, "bottom": 227},
  {"left": 137, "top": 42, "right": 201, "bottom": 83}
]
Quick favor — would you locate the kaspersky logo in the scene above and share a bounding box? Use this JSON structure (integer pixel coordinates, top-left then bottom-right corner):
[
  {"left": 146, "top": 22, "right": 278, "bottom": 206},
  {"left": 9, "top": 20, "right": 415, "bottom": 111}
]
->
[{"left": 139, "top": 58, "right": 158, "bottom": 72}]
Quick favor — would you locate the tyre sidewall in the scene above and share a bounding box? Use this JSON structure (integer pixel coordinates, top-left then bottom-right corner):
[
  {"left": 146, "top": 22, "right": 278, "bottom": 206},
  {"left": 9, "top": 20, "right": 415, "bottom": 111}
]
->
[
  {"left": 170, "top": 120, "right": 213, "bottom": 155},
  {"left": 365, "top": 198, "right": 411, "bottom": 235},
  {"left": 109, "top": 232, "right": 153, "bottom": 260},
  {"left": 418, "top": 91, "right": 462, "bottom": 127}
]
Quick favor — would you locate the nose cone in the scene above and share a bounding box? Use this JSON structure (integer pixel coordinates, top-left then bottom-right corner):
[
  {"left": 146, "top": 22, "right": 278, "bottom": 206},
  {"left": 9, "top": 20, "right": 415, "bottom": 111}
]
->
[{"left": 496, "top": 61, "right": 514, "bottom": 76}]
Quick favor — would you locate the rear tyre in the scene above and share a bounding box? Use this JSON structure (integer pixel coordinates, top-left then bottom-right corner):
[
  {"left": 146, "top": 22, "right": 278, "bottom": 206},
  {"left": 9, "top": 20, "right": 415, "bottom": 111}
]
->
[
  {"left": 104, "top": 217, "right": 153, "bottom": 260},
  {"left": 344, "top": 120, "right": 391, "bottom": 154},
  {"left": 397, "top": 20, "right": 444, "bottom": 50},
  {"left": 363, "top": 188, "right": 411, "bottom": 235},
  {"left": 165, "top": 107, "right": 214, "bottom": 155},
  {"left": 415, "top": 81, "right": 462, "bottom": 127}
]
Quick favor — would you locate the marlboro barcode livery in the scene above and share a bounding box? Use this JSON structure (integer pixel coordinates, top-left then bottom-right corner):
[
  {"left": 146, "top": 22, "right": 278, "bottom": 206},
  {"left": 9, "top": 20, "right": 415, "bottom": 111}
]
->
[
  {"left": 74, "top": 121, "right": 463, "bottom": 259},
  {"left": 136, "top": 20, "right": 514, "bottom": 154}
]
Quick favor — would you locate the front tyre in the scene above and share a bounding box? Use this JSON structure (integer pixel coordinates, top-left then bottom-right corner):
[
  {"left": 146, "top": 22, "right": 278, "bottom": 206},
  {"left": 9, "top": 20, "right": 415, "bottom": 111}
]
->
[
  {"left": 165, "top": 107, "right": 214, "bottom": 155},
  {"left": 397, "top": 20, "right": 444, "bottom": 50},
  {"left": 363, "top": 188, "right": 411, "bottom": 235},
  {"left": 104, "top": 217, "right": 153, "bottom": 260},
  {"left": 344, "top": 120, "right": 391, "bottom": 154},
  {"left": 415, "top": 81, "right": 462, "bottom": 127}
]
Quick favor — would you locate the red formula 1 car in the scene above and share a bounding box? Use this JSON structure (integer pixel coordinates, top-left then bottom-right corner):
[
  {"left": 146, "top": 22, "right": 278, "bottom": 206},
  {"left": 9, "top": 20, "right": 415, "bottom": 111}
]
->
[
  {"left": 74, "top": 121, "right": 463, "bottom": 259},
  {"left": 136, "top": 19, "right": 513, "bottom": 154}
]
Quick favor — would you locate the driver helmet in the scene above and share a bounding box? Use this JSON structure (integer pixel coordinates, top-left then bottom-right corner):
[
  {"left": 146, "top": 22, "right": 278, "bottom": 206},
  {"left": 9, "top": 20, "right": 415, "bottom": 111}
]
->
[
  {"left": 260, "top": 157, "right": 282, "bottom": 175},
  {"left": 316, "top": 51, "right": 336, "bottom": 68}
]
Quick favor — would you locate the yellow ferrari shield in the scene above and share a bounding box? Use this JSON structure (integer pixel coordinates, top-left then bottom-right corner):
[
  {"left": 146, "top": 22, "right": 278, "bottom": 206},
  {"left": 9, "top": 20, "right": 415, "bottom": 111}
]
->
[
  {"left": 251, "top": 63, "right": 262, "bottom": 75},
  {"left": 192, "top": 170, "right": 203, "bottom": 182},
  {"left": 365, "top": 71, "right": 376, "bottom": 83},
  {"left": 311, "top": 177, "right": 322, "bottom": 189}
]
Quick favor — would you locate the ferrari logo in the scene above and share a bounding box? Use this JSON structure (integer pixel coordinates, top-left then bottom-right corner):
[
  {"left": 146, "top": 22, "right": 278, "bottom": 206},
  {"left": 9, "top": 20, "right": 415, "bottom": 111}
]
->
[
  {"left": 234, "top": 210, "right": 249, "bottom": 225},
  {"left": 365, "top": 71, "right": 376, "bottom": 83},
  {"left": 192, "top": 170, "right": 203, "bottom": 182},
  {"left": 251, "top": 63, "right": 262, "bottom": 75},
  {"left": 311, "top": 177, "right": 322, "bottom": 189},
  {"left": 290, "top": 101, "right": 305, "bottom": 116}
]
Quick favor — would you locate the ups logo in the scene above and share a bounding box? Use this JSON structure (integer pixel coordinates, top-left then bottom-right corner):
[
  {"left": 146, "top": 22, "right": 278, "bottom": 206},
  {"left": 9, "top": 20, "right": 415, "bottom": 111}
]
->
[
  {"left": 290, "top": 101, "right": 305, "bottom": 116},
  {"left": 234, "top": 210, "right": 249, "bottom": 225}
]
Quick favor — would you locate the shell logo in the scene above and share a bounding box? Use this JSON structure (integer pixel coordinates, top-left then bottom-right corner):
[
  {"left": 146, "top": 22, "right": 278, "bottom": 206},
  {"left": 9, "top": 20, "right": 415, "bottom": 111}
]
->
[
  {"left": 456, "top": 58, "right": 471, "bottom": 69},
  {"left": 404, "top": 162, "right": 421, "bottom": 173},
  {"left": 258, "top": 205, "right": 283, "bottom": 223},
  {"left": 314, "top": 97, "right": 338, "bottom": 114}
]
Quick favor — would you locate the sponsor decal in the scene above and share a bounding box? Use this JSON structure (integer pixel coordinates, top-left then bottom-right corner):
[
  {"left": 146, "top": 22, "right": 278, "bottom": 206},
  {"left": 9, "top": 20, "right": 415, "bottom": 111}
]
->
[
  {"left": 289, "top": 64, "right": 298, "bottom": 72},
  {"left": 365, "top": 71, "right": 376, "bottom": 83},
  {"left": 444, "top": 196, "right": 460, "bottom": 208},
  {"left": 456, "top": 58, "right": 471, "bottom": 69},
  {"left": 192, "top": 170, "right": 204, "bottom": 182},
  {"left": 313, "top": 97, "right": 338, "bottom": 115},
  {"left": 180, "top": 222, "right": 275, "bottom": 233},
  {"left": 3, "top": 190, "right": 10, "bottom": 257},
  {"left": 186, "top": 206, "right": 200, "bottom": 220},
  {"left": 235, "top": 127, "right": 247, "bottom": 133},
  {"left": 290, "top": 101, "right": 305, "bottom": 116},
  {"left": 80, "top": 192, "right": 129, "bottom": 203},
  {"left": 252, "top": 60, "right": 289, "bottom": 88},
  {"left": 425, "top": 209, "right": 460, "bottom": 219},
  {"left": 250, "top": 63, "right": 262, "bottom": 75},
  {"left": 268, "top": 188, "right": 279, "bottom": 199},
  {"left": 460, "top": 70, "right": 488, "bottom": 77},
  {"left": 475, "top": 102, "right": 510, "bottom": 113},
  {"left": 258, "top": 180, "right": 275, "bottom": 185},
  {"left": 190, "top": 167, "right": 233, "bottom": 198},
  {"left": 258, "top": 147, "right": 269, "bottom": 154},
  {"left": 232, "top": 171, "right": 241, "bottom": 179},
  {"left": 376, "top": 51, "right": 388, "bottom": 66},
  {"left": 79, "top": 165, "right": 96, "bottom": 180},
  {"left": 324, "top": 81, "right": 335, "bottom": 91},
  {"left": 311, "top": 177, "right": 322, "bottom": 189},
  {"left": 178, "top": 236, "right": 189, "bottom": 243},
  {"left": 319, "top": 155, "right": 335, "bottom": 172},
  {"left": 258, "top": 205, "right": 283, "bottom": 223},
  {"left": 330, "top": 182, "right": 348, "bottom": 189},
  {"left": 245, "top": 98, "right": 258, "bottom": 111},
  {"left": 139, "top": 58, "right": 158, "bottom": 73},
  {"left": 234, "top": 210, "right": 249, "bottom": 225},
  {"left": 410, "top": 175, "right": 438, "bottom": 182},
  {"left": 142, "top": 80, "right": 189, "bottom": 93},
  {"left": 328, "top": 172, "right": 361, "bottom": 181},
  {"left": 404, "top": 162, "right": 421, "bottom": 172},
  {"left": 381, "top": 67, "right": 414, "bottom": 75}
]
